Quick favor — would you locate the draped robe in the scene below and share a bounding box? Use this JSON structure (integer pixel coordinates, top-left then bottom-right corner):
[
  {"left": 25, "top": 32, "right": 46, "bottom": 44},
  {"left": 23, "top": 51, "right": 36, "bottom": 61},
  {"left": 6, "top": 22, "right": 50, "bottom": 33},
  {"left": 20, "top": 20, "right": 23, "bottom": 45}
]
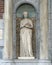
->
[{"left": 20, "top": 18, "right": 33, "bottom": 57}]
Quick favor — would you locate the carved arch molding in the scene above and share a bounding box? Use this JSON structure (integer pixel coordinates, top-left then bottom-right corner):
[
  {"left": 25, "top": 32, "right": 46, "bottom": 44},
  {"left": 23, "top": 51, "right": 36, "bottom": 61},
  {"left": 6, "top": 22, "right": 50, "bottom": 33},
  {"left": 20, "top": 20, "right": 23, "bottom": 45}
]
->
[{"left": 16, "top": 3, "right": 38, "bottom": 58}]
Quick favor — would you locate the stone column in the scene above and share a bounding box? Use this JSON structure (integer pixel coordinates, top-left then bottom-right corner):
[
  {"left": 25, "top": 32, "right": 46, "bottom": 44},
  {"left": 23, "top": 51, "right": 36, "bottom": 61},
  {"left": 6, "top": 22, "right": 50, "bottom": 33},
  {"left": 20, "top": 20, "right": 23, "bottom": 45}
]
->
[
  {"left": 3, "top": 0, "right": 13, "bottom": 59},
  {"left": 40, "top": 0, "right": 48, "bottom": 59}
]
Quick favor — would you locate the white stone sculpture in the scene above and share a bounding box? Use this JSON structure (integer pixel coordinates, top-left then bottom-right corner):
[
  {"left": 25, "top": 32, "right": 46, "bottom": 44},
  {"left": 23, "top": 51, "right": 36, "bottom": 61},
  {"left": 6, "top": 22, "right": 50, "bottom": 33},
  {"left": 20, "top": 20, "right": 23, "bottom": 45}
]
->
[{"left": 18, "top": 12, "right": 34, "bottom": 59}]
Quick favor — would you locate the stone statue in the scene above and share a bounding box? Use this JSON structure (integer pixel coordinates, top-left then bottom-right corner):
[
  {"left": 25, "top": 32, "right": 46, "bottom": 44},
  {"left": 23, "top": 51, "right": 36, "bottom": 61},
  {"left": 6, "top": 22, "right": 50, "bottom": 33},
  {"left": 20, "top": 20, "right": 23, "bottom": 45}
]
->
[{"left": 19, "top": 11, "right": 34, "bottom": 59}]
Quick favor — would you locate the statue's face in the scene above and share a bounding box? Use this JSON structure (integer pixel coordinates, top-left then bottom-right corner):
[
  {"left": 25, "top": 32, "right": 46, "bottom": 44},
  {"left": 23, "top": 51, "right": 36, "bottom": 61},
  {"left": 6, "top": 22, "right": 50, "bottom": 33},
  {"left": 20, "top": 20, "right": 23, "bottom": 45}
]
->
[{"left": 23, "top": 12, "right": 28, "bottom": 18}]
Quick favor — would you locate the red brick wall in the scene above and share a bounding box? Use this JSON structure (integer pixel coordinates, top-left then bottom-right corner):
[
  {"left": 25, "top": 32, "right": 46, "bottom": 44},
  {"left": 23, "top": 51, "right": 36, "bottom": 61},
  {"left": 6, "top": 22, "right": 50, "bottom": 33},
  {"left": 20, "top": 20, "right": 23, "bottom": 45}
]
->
[{"left": 0, "top": 0, "right": 4, "bottom": 19}]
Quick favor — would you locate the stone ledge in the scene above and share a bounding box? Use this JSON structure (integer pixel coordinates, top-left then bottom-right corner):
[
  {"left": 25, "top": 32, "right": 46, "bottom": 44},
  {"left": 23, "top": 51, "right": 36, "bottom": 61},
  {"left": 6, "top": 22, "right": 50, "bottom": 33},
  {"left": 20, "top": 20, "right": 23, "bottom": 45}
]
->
[
  {"left": 0, "top": 59, "right": 51, "bottom": 62},
  {"left": 0, "top": 59, "right": 51, "bottom": 65}
]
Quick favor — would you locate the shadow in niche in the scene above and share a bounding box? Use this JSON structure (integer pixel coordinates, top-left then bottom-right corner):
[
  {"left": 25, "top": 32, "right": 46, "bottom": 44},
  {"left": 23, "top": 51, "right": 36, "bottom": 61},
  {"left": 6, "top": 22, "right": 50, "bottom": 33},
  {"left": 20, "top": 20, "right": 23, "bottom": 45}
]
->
[
  {"left": 16, "top": 18, "right": 21, "bottom": 58},
  {"left": 16, "top": 3, "right": 37, "bottom": 59}
]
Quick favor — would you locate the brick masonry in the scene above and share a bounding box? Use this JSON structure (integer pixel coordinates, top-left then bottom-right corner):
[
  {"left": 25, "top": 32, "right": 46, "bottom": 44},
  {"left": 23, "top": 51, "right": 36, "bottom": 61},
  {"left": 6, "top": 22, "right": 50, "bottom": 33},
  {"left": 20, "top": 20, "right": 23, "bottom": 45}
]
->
[{"left": 0, "top": 0, "right": 4, "bottom": 19}]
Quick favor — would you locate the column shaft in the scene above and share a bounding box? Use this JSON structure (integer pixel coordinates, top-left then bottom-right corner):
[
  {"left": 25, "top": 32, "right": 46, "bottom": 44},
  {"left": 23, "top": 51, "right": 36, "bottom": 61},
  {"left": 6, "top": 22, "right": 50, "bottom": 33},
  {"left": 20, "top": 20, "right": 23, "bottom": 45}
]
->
[
  {"left": 40, "top": 0, "right": 48, "bottom": 59},
  {"left": 3, "top": 0, "right": 13, "bottom": 59}
]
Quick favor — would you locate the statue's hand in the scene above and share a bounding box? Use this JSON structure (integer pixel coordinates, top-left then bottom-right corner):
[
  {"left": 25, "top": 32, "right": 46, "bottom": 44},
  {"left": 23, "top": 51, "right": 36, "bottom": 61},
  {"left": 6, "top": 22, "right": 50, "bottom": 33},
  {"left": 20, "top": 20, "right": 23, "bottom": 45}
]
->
[{"left": 25, "top": 23, "right": 31, "bottom": 27}]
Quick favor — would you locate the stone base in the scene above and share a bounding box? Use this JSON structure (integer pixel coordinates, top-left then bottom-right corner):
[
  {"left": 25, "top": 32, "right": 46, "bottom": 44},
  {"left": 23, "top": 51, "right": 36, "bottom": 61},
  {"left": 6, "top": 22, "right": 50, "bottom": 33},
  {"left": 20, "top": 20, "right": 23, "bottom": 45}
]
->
[
  {"left": 0, "top": 59, "right": 51, "bottom": 65},
  {"left": 18, "top": 57, "right": 35, "bottom": 59}
]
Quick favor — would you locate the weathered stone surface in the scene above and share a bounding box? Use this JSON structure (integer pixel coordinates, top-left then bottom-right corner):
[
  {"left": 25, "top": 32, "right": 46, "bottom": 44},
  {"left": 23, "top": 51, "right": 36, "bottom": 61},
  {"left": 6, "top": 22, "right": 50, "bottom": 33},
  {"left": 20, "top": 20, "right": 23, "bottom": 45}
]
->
[
  {"left": 0, "top": 59, "right": 51, "bottom": 65},
  {"left": 3, "top": 0, "right": 13, "bottom": 59},
  {"left": 40, "top": 0, "right": 48, "bottom": 59}
]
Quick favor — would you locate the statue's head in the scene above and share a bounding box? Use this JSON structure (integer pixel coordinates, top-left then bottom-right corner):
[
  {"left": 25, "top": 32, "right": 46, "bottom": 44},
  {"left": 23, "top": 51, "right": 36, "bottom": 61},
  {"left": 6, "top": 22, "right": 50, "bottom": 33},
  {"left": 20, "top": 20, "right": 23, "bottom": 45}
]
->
[{"left": 23, "top": 11, "right": 28, "bottom": 18}]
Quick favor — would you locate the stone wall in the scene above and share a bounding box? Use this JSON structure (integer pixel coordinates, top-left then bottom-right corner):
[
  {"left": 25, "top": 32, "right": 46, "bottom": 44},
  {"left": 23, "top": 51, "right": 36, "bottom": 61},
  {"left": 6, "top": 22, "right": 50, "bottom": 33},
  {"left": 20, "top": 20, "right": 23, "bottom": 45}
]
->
[{"left": 0, "top": 0, "right": 52, "bottom": 62}]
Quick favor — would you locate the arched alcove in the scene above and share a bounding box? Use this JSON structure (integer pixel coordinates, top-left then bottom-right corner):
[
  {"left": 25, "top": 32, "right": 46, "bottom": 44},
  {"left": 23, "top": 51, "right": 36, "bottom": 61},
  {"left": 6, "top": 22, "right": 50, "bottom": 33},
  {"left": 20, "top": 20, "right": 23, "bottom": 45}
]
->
[
  {"left": 16, "top": 3, "right": 37, "bottom": 18},
  {"left": 16, "top": 3, "right": 37, "bottom": 58}
]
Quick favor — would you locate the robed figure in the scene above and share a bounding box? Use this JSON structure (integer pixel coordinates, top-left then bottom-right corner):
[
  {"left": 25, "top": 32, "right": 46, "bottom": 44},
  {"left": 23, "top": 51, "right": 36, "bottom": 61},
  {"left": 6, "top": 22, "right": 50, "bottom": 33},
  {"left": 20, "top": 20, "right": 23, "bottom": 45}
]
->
[{"left": 20, "top": 12, "right": 34, "bottom": 58}]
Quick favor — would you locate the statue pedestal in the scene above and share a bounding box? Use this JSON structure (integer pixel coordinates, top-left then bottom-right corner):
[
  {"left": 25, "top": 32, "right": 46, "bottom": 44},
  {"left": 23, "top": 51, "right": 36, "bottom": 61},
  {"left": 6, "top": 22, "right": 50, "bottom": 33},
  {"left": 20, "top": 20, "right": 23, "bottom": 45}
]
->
[{"left": 18, "top": 57, "right": 35, "bottom": 59}]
